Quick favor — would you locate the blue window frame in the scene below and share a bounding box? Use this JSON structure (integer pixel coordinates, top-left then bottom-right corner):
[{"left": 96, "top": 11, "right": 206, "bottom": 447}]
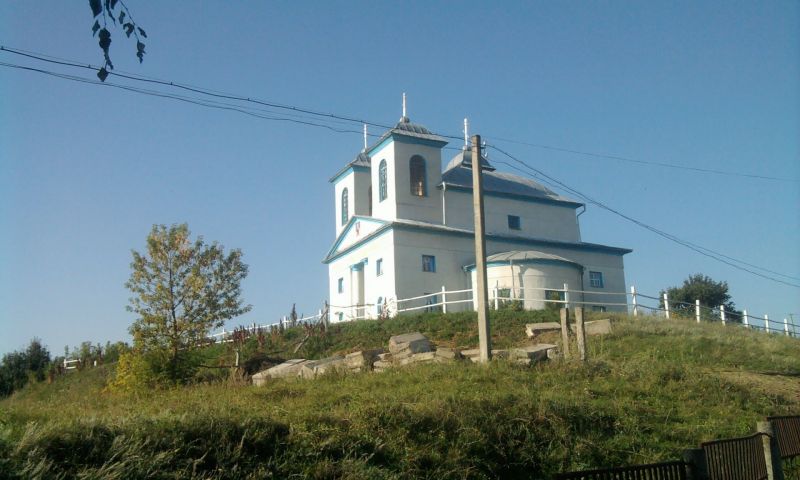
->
[
  {"left": 508, "top": 215, "right": 521, "bottom": 230},
  {"left": 376, "top": 258, "right": 383, "bottom": 276},
  {"left": 589, "top": 271, "right": 604, "bottom": 288},
  {"left": 410, "top": 156, "right": 426, "bottom": 197},
  {"left": 341, "top": 188, "right": 349, "bottom": 226},
  {"left": 379, "top": 160, "right": 387, "bottom": 201},
  {"left": 337, "top": 277, "right": 344, "bottom": 293},
  {"left": 422, "top": 255, "right": 436, "bottom": 273}
]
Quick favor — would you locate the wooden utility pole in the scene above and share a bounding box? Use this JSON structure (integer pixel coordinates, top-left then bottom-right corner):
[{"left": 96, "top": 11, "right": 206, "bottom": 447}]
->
[{"left": 471, "top": 135, "right": 491, "bottom": 363}]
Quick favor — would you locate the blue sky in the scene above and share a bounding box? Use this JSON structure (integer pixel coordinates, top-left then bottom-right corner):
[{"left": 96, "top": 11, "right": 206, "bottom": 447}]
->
[{"left": 1, "top": 1, "right": 798, "bottom": 355}]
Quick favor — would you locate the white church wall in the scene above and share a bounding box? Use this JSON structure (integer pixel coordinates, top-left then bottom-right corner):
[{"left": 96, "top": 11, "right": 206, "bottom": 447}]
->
[
  {"left": 392, "top": 141, "right": 444, "bottom": 225},
  {"left": 369, "top": 142, "right": 398, "bottom": 222},
  {"left": 333, "top": 174, "right": 355, "bottom": 237},
  {"left": 328, "top": 231, "right": 397, "bottom": 322},
  {"left": 443, "top": 189, "right": 581, "bottom": 242}
]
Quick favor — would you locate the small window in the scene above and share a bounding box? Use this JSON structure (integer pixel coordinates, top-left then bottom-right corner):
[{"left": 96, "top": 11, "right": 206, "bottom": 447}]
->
[
  {"left": 376, "top": 258, "right": 383, "bottom": 276},
  {"left": 508, "top": 215, "right": 521, "bottom": 230},
  {"left": 337, "top": 312, "right": 344, "bottom": 322},
  {"left": 410, "top": 156, "right": 426, "bottom": 197},
  {"left": 422, "top": 255, "right": 436, "bottom": 273},
  {"left": 592, "top": 305, "right": 607, "bottom": 312},
  {"left": 589, "top": 271, "right": 604, "bottom": 288},
  {"left": 341, "top": 188, "right": 349, "bottom": 226},
  {"left": 337, "top": 277, "right": 344, "bottom": 293},
  {"left": 379, "top": 160, "right": 388, "bottom": 201},
  {"left": 376, "top": 296, "right": 383, "bottom": 315}
]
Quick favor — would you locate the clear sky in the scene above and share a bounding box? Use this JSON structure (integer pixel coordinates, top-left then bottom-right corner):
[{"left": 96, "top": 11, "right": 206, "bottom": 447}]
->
[{"left": 1, "top": 1, "right": 798, "bottom": 355}]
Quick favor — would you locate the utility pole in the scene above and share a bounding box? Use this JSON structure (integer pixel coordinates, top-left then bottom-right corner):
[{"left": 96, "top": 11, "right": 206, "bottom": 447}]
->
[{"left": 471, "top": 134, "right": 491, "bottom": 363}]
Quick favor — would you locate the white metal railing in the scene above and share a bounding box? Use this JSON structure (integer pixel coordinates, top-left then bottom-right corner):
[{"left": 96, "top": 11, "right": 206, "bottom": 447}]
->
[{"left": 207, "top": 283, "right": 798, "bottom": 342}]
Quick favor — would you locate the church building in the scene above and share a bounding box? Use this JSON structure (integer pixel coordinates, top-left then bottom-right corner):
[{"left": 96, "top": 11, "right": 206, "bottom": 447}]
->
[{"left": 323, "top": 106, "right": 631, "bottom": 322}]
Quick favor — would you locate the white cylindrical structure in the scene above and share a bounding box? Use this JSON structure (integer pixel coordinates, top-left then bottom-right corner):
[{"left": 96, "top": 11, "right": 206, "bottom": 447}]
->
[
  {"left": 720, "top": 305, "right": 726, "bottom": 325},
  {"left": 631, "top": 285, "right": 638, "bottom": 317},
  {"left": 743, "top": 309, "right": 749, "bottom": 328},
  {"left": 564, "top": 283, "right": 570, "bottom": 309},
  {"left": 784, "top": 318, "right": 790, "bottom": 336},
  {"left": 764, "top": 314, "right": 770, "bottom": 333},
  {"left": 442, "top": 285, "right": 448, "bottom": 314},
  {"left": 696, "top": 300, "right": 701, "bottom": 323},
  {"left": 663, "top": 293, "right": 670, "bottom": 319}
]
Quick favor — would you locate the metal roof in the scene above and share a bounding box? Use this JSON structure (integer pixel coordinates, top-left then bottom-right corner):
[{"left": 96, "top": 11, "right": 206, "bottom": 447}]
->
[
  {"left": 441, "top": 151, "right": 582, "bottom": 207},
  {"left": 370, "top": 117, "right": 448, "bottom": 147},
  {"left": 328, "top": 151, "right": 371, "bottom": 183}
]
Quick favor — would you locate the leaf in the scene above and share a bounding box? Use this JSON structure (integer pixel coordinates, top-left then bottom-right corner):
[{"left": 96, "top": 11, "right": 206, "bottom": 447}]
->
[
  {"left": 97, "top": 67, "right": 109, "bottom": 82},
  {"left": 137, "top": 27, "right": 147, "bottom": 38},
  {"left": 118, "top": 10, "right": 125, "bottom": 24},
  {"left": 92, "top": 20, "right": 100, "bottom": 36},
  {"left": 89, "top": 0, "right": 102, "bottom": 17},
  {"left": 123, "top": 23, "right": 134, "bottom": 38}
]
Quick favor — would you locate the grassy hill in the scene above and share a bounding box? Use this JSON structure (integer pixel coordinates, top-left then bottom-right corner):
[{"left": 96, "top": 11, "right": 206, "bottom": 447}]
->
[{"left": 1, "top": 311, "right": 798, "bottom": 479}]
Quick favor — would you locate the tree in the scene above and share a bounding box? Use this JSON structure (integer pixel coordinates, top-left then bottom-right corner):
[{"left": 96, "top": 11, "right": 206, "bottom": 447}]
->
[
  {"left": 0, "top": 339, "right": 51, "bottom": 397},
  {"left": 125, "top": 223, "right": 251, "bottom": 382},
  {"left": 87, "top": 0, "right": 148, "bottom": 81},
  {"left": 661, "top": 274, "right": 740, "bottom": 322}
]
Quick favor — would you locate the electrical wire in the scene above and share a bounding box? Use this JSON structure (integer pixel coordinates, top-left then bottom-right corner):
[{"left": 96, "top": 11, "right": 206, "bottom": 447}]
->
[{"left": 487, "top": 144, "right": 800, "bottom": 289}]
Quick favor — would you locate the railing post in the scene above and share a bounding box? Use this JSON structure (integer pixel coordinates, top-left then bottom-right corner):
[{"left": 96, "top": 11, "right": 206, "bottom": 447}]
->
[
  {"left": 720, "top": 305, "right": 726, "bottom": 325},
  {"left": 764, "top": 314, "right": 770, "bottom": 333},
  {"left": 493, "top": 284, "right": 499, "bottom": 310},
  {"left": 631, "top": 285, "right": 638, "bottom": 317},
  {"left": 696, "top": 300, "right": 701, "bottom": 323},
  {"left": 757, "top": 421, "right": 785, "bottom": 480},
  {"left": 743, "top": 309, "right": 749, "bottom": 329},
  {"left": 682, "top": 448, "right": 709, "bottom": 480},
  {"left": 783, "top": 318, "right": 790, "bottom": 336},
  {"left": 560, "top": 307, "right": 571, "bottom": 359},
  {"left": 575, "top": 307, "right": 586, "bottom": 362},
  {"left": 663, "top": 292, "right": 670, "bottom": 319},
  {"left": 563, "top": 282, "right": 570, "bottom": 309},
  {"left": 441, "top": 285, "right": 448, "bottom": 314}
]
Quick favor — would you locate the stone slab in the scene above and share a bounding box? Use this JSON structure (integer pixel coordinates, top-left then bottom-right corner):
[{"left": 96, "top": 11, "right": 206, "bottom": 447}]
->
[
  {"left": 525, "top": 322, "right": 562, "bottom": 338},
  {"left": 434, "top": 348, "right": 463, "bottom": 360},
  {"left": 388, "top": 332, "right": 432, "bottom": 355},
  {"left": 569, "top": 319, "right": 612, "bottom": 336},
  {"left": 252, "top": 359, "right": 309, "bottom": 385},
  {"left": 510, "top": 344, "right": 558, "bottom": 362},
  {"left": 344, "top": 349, "right": 385, "bottom": 368},
  {"left": 299, "top": 356, "right": 345, "bottom": 379}
]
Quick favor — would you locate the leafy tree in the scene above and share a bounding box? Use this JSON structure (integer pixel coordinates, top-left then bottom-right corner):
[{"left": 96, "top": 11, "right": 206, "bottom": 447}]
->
[
  {"left": 125, "top": 223, "right": 251, "bottom": 382},
  {"left": 87, "top": 0, "right": 148, "bottom": 81},
  {"left": 661, "top": 274, "right": 740, "bottom": 322},
  {"left": 0, "top": 339, "right": 51, "bottom": 397}
]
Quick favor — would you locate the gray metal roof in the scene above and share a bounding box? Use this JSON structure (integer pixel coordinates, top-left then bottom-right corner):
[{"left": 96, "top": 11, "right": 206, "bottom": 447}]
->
[
  {"left": 441, "top": 152, "right": 582, "bottom": 207},
  {"left": 329, "top": 151, "right": 371, "bottom": 183},
  {"left": 464, "top": 250, "right": 584, "bottom": 271},
  {"left": 370, "top": 117, "right": 448, "bottom": 148}
]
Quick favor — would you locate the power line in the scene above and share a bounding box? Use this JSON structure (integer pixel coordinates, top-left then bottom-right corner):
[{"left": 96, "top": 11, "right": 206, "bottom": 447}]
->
[
  {"left": 487, "top": 144, "right": 800, "bottom": 288},
  {"left": 2, "top": 44, "right": 797, "bottom": 183}
]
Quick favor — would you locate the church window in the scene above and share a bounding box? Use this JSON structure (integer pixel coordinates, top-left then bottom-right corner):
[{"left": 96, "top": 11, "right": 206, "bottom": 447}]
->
[
  {"left": 410, "top": 156, "right": 426, "bottom": 196},
  {"left": 508, "top": 215, "right": 521, "bottom": 230},
  {"left": 341, "top": 188, "right": 349, "bottom": 225},
  {"left": 589, "top": 271, "right": 604, "bottom": 288},
  {"left": 376, "top": 258, "right": 383, "bottom": 276},
  {"left": 337, "top": 277, "right": 344, "bottom": 293},
  {"left": 379, "top": 160, "right": 387, "bottom": 201},
  {"left": 376, "top": 296, "right": 383, "bottom": 315},
  {"left": 422, "top": 255, "right": 436, "bottom": 273}
]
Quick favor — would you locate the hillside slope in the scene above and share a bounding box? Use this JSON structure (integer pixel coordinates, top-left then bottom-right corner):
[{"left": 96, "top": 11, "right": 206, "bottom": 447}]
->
[{"left": 1, "top": 312, "right": 798, "bottom": 479}]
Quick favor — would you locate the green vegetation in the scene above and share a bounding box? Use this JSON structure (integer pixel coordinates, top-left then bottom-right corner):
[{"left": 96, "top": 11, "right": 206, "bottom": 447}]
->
[
  {"left": 1, "top": 311, "right": 798, "bottom": 479},
  {"left": 661, "top": 273, "right": 740, "bottom": 321}
]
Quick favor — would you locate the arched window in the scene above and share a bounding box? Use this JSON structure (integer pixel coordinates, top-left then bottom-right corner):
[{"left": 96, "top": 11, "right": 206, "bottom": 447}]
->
[
  {"left": 410, "top": 156, "right": 426, "bottom": 197},
  {"left": 378, "top": 160, "right": 387, "bottom": 201},
  {"left": 341, "top": 188, "right": 349, "bottom": 225}
]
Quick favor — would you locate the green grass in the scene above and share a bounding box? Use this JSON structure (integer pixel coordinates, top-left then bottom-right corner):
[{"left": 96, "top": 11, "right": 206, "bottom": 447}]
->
[{"left": 1, "top": 312, "right": 798, "bottom": 479}]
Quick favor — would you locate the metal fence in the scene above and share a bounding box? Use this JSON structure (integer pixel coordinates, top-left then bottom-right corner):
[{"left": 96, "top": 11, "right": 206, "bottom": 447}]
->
[
  {"left": 555, "top": 460, "right": 688, "bottom": 480},
  {"left": 702, "top": 434, "right": 768, "bottom": 480}
]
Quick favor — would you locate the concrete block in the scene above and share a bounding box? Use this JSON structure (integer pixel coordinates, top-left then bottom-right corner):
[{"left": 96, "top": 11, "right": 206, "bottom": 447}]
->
[
  {"left": 525, "top": 322, "right": 562, "bottom": 338},
  {"left": 388, "top": 332, "right": 432, "bottom": 355},
  {"left": 434, "top": 348, "right": 463, "bottom": 360},
  {"left": 411, "top": 351, "right": 437, "bottom": 362},
  {"left": 570, "top": 319, "right": 612, "bottom": 336},
  {"left": 298, "top": 356, "right": 346, "bottom": 379},
  {"left": 252, "top": 359, "right": 309, "bottom": 385},
  {"left": 373, "top": 360, "right": 393, "bottom": 369},
  {"left": 377, "top": 352, "right": 393, "bottom": 361},
  {"left": 510, "top": 344, "right": 558, "bottom": 362},
  {"left": 345, "top": 349, "right": 385, "bottom": 368}
]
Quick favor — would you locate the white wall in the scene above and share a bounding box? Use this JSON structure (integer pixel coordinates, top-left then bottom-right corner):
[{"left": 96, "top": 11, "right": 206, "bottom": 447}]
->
[
  {"left": 444, "top": 189, "right": 581, "bottom": 242},
  {"left": 333, "top": 174, "right": 355, "bottom": 237},
  {"left": 328, "top": 231, "right": 397, "bottom": 322},
  {"left": 369, "top": 142, "right": 397, "bottom": 221},
  {"left": 392, "top": 141, "right": 444, "bottom": 225}
]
